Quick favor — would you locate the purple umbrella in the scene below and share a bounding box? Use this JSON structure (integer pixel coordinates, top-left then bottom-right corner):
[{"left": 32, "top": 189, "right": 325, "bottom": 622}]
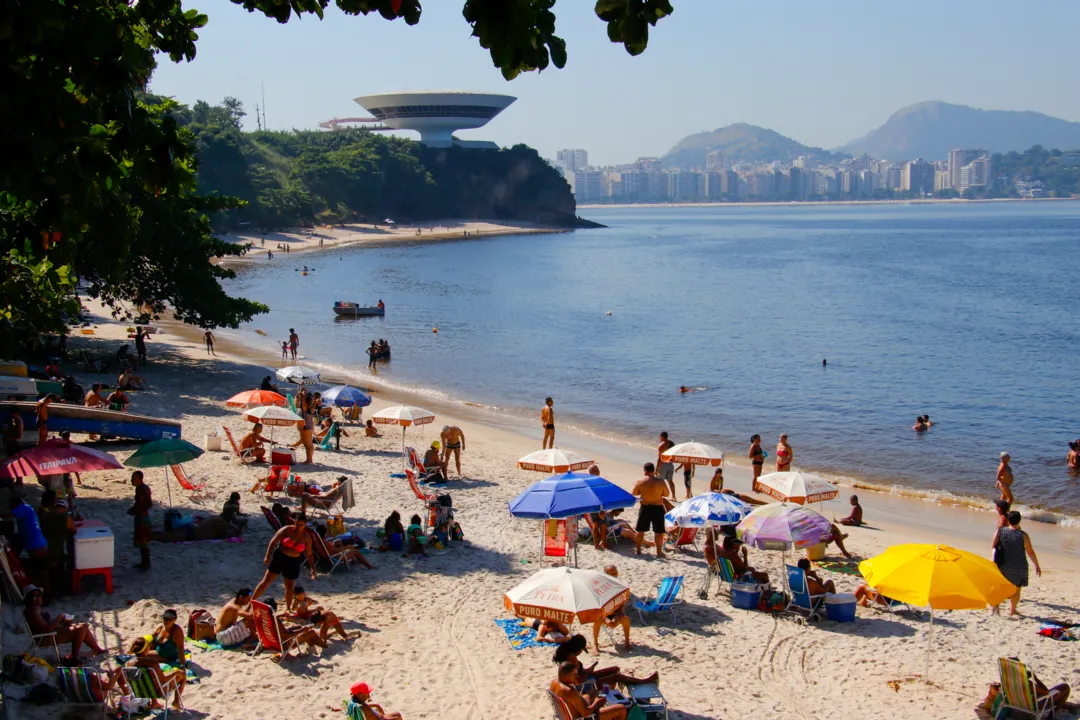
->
[{"left": 735, "top": 503, "right": 832, "bottom": 550}]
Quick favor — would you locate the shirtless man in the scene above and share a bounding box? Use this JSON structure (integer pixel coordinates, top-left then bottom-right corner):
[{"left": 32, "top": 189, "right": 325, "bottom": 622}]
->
[
  {"left": 118, "top": 369, "right": 146, "bottom": 390},
  {"left": 215, "top": 588, "right": 255, "bottom": 637},
  {"left": 838, "top": 495, "right": 863, "bottom": 526},
  {"left": 203, "top": 330, "right": 216, "bottom": 356},
  {"left": 288, "top": 328, "right": 299, "bottom": 360},
  {"left": 632, "top": 463, "right": 670, "bottom": 557},
  {"left": 550, "top": 662, "right": 626, "bottom": 720},
  {"left": 775, "top": 434, "right": 793, "bottom": 473},
  {"left": 84, "top": 383, "right": 107, "bottom": 408},
  {"left": 656, "top": 431, "right": 676, "bottom": 496},
  {"left": 240, "top": 423, "right": 271, "bottom": 463},
  {"left": 440, "top": 425, "right": 466, "bottom": 477},
  {"left": 996, "top": 452, "right": 1014, "bottom": 504},
  {"left": 35, "top": 394, "right": 55, "bottom": 445},
  {"left": 797, "top": 558, "right": 836, "bottom": 595},
  {"left": 541, "top": 397, "right": 555, "bottom": 449}
]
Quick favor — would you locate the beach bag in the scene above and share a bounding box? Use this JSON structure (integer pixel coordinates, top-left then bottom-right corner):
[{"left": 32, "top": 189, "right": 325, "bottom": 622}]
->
[
  {"left": 188, "top": 609, "right": 217, "bottom": 642},
  {"left": 451, "top": 521, "right": 464, "bottom": 542},
  {"left": 327, "top": 515, "right": 346, "bottom": 536},
  {"left": 217, "top": 622, "right": 250, "bottom": 648}
]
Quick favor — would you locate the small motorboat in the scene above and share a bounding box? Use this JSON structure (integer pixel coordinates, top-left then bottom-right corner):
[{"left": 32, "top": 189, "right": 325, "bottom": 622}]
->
[{"left": 333, "top": 301, "right": 385, "bottom": 317}]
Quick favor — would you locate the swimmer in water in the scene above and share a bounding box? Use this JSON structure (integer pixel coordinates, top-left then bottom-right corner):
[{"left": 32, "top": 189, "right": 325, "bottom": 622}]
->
[{"left": 679, "top": 386, "right": 689, "bottom": 393}]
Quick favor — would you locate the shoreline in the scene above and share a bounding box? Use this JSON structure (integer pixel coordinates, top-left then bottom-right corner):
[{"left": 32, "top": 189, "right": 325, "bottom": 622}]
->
[{"left": 579, "top": 196, "right": 1076, "bottom": 210}]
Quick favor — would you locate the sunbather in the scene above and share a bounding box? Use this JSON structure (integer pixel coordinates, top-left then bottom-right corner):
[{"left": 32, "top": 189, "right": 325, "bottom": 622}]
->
[
  {"left": 1032, "top": 671, "right": 1071, "bottom": 709},
  {"left": 550, "top": 661, "right": 627, "bottom": 720},
  {"left": 289, "top": 586, "right": 359, "bottom": 642},
  {"left": 591, "top": 566, "right": 631, "bottom": 653},
  {"left": 140, "top": 608, "right": 187, "bottom": 669},
  {"left": 422, "top": 442, "right": 447, "bottom": 483},
  {"left": 521, "top": 617, "right": 571, "bottom": 644},
  {"left": 853, "top": 584, "right": 890, "bottom": 607},
  {"left": 300, "top": 476, "right": 346, "bottom": 512},
  {"left": 150, "top": 516, "right": 243, "bottom": 542},
  {"left": 718, "top": 536, "right": 770, "bottom": 584},
  {"left": 23, "top": 584, "right": 105, "bottom": 658},
  {"left": 122, "top": 636, "right": 187, "bottom": 711},
  {"left": 262, "top": 598, "right": 325, "bottom": 652},
  {"left": 317, "top": 525, "right": 375, "bottom": 569},
  {"left": 584, "top": 510, "right": 609, "bottom": 550},
  {"left": 364, "top": 420, "right": 381, "bottom": 437},
  {"left": 315, "top": 417, "right": 349, "bottom": 444},
  {"left": 105, "top": 386, "right": 130, "bottom": 412},
  {"left": 240, "top": 423, "right": 271, "bottom": 463},
  {"left": 837, "top": 495, "right": 863, "bottom": 527},
  {"left": 797, "top": 558, "right": 836, "bottom": 595},
  {"left": 552, "top": 635, "right": 657, "bottom": 688},
  {"left": 347, "top": 681, "right": 404, "bottom": 720}
]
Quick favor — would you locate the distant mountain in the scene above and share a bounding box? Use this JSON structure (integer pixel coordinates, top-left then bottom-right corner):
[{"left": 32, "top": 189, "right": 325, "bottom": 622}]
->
[
  {"left": 837, "top": 101, "right": 1080, "bottom": 161},
  {"left": 662, "top": 123, "right": 845, "bottom": 169}
]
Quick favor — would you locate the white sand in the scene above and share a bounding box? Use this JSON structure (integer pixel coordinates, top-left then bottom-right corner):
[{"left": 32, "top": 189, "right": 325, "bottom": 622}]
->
[{"left": 8, "top": 301, "right": 1080, "bottom": 720}]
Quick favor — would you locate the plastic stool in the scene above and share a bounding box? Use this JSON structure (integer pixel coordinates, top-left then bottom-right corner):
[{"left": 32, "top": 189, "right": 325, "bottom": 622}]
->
[{"left": 72, "top": 567, "right": 113, "bottom": 594}]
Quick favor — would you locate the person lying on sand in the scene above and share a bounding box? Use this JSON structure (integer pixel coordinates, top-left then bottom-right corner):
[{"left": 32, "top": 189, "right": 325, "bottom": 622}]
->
[
  {"left": 552, "top": 634, "right": 658, "bottom": 689},
  {"left": 150, "top": 516, "right": 243, "bottom": 543},
  {"left": 837, "top": 495, "right": 863, "bottom": 527},
  {"left": 722, "top": 489, "right": 767, "bottom": 506},
  {"left": 263, "top": 597, "right": 325, "bottom": 653},
  {"left": 23, "top": 584, "right": 105, "bottom": 658},
  {"left": 288, "top": 586, "right": 360, "bottom": 642},
  {"left": 798, "top": 558, "right": 836, "bottom": 595},
  {"left": 591, "top": 566, "right": 631, "bottom": 653},
  {"left": 122, "top": 635, "right": 187, "bottom": 711},
  {"left": 521, "top": 616, "right": 571, "bottom": 645},
  {"left": 347, "top": 681, "right": 404, "bottom": 720},
  {"left": 549, "top": 661, "right": 627, "bottom": 720},
  {"left": 854, "top": 584, "right": 890, "bottom": 607},
  {"left": 216, "top": 587, "right": 255, "bottom": 637}
]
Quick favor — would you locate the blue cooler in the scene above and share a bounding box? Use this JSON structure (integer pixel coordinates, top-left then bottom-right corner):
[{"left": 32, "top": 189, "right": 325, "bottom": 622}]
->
[
  {"left": 825, "top": 593, "right": 857, "bottom": 622},
  {"left": 730, "top": 582, "right": 761, "bottom": 610}
]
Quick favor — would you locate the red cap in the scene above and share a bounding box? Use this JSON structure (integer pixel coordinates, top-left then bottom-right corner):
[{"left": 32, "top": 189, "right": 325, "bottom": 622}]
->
[{"left": 350, "top": 682, "right": 372, "bottom": 697}]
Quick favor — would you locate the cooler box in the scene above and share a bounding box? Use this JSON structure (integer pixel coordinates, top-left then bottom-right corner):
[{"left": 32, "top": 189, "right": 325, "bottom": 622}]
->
[
  {"left": 730, "top": 581, "right": 761, "bottom": 610},
  {"left": 805, "top": 543, "right": 826, "bottom": 561},
  {"left": 0, "top": 360, "right": 28, "bottom": 377},
  {"left": 825, "top": 593, "right": 857, "bottom": 622},
  {"left": 74, "top": 525, "right": 114, "bottom": 570},
  {"left": 205, "top": 433, "right": 222, "bottom": 452},
  {"left": 75, "top": 519, "right": 106, "bottom": 530},
  {"left": 271, "top": 447, "right": 295, "bottom": 466}
]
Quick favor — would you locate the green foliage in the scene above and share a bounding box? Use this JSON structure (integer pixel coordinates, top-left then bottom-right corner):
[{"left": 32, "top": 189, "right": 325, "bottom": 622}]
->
[
  {"left": 991, "top": 145, "right": 1080, "bottom": 198},
  {"left": 595, "top": 0, "right": 674, "bottom": 55}
]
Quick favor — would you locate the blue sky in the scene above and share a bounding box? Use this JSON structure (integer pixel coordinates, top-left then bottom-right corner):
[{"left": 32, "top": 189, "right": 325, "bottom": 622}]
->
[{"left": 151, "top": 1, "right": 1080, "bottom": 166}]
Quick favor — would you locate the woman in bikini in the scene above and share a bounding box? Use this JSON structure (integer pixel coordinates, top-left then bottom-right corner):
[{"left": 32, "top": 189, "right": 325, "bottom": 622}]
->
[
  {"left": 251, "top": 514, "right": 317, "bottom": 612},
  {"left": 775, "top": 434, "right": 793, "bottom": 473},
  {"left": 289, "top": 586, "right": 358, "bottom": 642},
  {"left": 996, "top": 452, "right": 1014, "bottom": 504},
  {"left": 521, "top": 616, "right": 571, "bottom": 644},
  {"left": 123, "top": 635, "right": 187, "bottom": 711},
  {"left": 748, "top": 434, "right": 765, "bottom": 487}
]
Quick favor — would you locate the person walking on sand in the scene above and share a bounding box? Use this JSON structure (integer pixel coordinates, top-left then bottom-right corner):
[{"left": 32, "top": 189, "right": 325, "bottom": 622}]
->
[
  {"left": 203, "top": 330, "right": 216, "bottom": 356},
  {"left": 997, "top": 452, "right": 1014, "bottom": 504},
  {"left": 129, "top": 471, "right": 152, "bottom": 571},
  {"left": 632, "top": 463, "right": 670, "bottom": 558},
  {"left": 35, "top": 394, "right": 55, "bottom": 445},
  {"left": 992, "top": 511, "right": 1041, "bottom": 616},
  {"left": 541, "top": 397, "right": 555, "bottom": 449},
  {"left": 776, "top": 434, "right": 793, "bottom": 473},
  {"left": 656, "top": 432, "right": 676, "bottom": 497},
  {"left": 748, "top": 434, "right": 765, "bottom": 488},
  {"left": 134, "top": 326, "right": 148, "bottom": 364},
  {"left": 288, "top": 328, "right": 299, "bottom": 360},
  {"left": 440, "top": 425, "right": 466, "bottom": 477}
]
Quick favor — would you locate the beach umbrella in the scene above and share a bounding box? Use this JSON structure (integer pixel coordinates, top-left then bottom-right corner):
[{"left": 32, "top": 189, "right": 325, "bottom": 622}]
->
[
  {"left": 664, "top": 492, "right": 751, "bottom": 529},
  {"left": 241, "top": 405, "right": 303, "bottom": 443},
  {"left": 508, "top": 471, "right": 636, "bottom": 519},
  {"left": 275, "top": 366, "right": 321, "bottom": 385},
  {"left": 859, "top": 544, "right": 1017, "bottom": 676},
  {"left": 660, "top": 441, "right": 725, "bottom": 467},
  {"left": 516, "top": 448, "right": 593, "bottom": 474},
  {"left": 0, "top": 440, "right": 123, "bottom": 479},
  {"left": 504, "top": 567, "right": 630, "bottom": 625},
  {"left": 225, "top": 389, "right": 286, "bottom": 409},
  {"left": 125, "top": 438, "right": 204, "bottom": 506},
  {"left": 736, "top": 502, "right": 832, "bottom": 550},
  {"left": 754, "top": 471, "right": 838, "bottom": 505},
  {"left": 372, "top": 405, "right": 436, "bottom": 464},
  {"left": 321, "top": 385, "right": 372, "bottom": 408}
]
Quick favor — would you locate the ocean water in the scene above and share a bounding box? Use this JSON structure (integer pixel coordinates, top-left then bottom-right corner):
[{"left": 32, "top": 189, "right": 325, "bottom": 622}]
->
[{"left": 223, "top": 202, "right": 1080, "bottom": 516}]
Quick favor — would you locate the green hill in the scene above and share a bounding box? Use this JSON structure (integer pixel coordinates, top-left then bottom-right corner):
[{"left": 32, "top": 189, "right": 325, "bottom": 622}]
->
[{"left": 662, "top": 123, "right": 846, "bottom": 168}]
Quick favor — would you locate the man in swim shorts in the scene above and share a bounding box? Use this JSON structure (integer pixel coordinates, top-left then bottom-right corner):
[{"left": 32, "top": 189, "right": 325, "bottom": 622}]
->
[
  {"left": 656, "top": 431, "right": 676, "bottom": 496},
  {"left": 633, "top": 463, "right": 670, "bottom": 558},
  {"left": 541, "top": 397, "right": 555, "bottom": 449},
  {"left": 440, "top": 425, "right": 466, "bottom": 477}
]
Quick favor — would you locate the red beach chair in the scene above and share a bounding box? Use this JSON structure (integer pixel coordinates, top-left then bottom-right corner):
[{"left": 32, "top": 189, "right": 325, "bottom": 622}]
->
[
  {"left": 669, "top": 526, "right": 699, "bottom": 553},
  {"left": 260, "top": 506, "right": 282, "bottom": 531},
  {"left": 170, "top": 464, "right": 207, "bottom": 500},
  {"left": 221, "top": 426, "right": 254, "bottom": 464},
  {"left": 249, "top": 600, "right": 300, "bottom": 662}
]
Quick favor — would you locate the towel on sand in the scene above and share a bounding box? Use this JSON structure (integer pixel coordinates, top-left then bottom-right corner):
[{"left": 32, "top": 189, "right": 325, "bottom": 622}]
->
[{"left": 494, "top": 618, "right": 545, "bottom": 651}]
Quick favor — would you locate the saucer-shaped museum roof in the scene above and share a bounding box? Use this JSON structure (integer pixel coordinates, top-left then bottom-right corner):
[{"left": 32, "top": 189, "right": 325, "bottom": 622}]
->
[{"left": 353, "top": 91, "right": 516, "bottom": 147}]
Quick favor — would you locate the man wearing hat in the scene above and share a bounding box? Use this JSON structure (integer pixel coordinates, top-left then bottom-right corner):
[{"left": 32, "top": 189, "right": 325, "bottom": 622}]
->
[{"left": 346, "top": 681, "right": 404, "bottom": 720}]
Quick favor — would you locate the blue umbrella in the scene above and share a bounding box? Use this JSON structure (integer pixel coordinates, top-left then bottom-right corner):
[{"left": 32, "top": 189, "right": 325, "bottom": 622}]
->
[
  {"left": 664, "top": 492, "right": 751, "bottom": 528},
  {"left": 508, "top": 471, "right": 637, "bottom": 519},
  {"left": 321, "top": 385, "right": 372, "bottom": 408}
]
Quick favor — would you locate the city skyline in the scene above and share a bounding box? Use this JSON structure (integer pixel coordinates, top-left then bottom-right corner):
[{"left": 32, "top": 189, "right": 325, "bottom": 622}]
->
[{"left": 151, "top": 1, "right": 1080, "bottom": 166}]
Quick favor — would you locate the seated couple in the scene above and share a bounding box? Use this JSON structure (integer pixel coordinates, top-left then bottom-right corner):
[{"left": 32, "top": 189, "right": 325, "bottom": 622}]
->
[
  {"left": 549, "top": 634, "right": 659, "bottom": 720},
  {"left": 703, "top": 528, "right": 770, "bottom": 585},
  {"left": 377, "top": 511, "right": 427, "bottom": 556}
]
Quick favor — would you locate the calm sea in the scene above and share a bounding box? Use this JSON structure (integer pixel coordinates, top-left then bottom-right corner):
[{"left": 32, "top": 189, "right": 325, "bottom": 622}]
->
[{"left": 223, "top": 202, "right": 1080, "bottom": 517}]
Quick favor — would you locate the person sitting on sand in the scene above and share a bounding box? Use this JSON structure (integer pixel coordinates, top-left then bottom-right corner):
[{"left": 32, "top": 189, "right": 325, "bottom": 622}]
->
[
  {"left": 521, "top": 616, "right": 570, "bottom": 645},
  {"left": 117, "top": 368, "right": 146, "bottom": 391},
  {"left": 222, "top": 491, "right": 248, "bottom": 531},
  {"left": 591, "top": 566, "right": 631, "bottom": 653},
  {"left": 710, "top": 466, "right": 724, "bottom": 493},
  {"left": 260, "top": 376, "right": 279, "bottom": 393},
  {"left": 262, "top": 598, "right": 325, "bottom": 653},
  {"left": 150, "top": 516, "right": 243, "bottom": 542},
  {"left": 549, "top": 661, "right": 627, "bottom": 720},
  {"left": 718, "top": 536, "right": 770, "bottom": 584},
  {"left": 797, "top": 558, "right": 836, "bottom": 595},
  {"left": 552, "top": 635, "right": 658, "bottom": 691},
  {"left": 122, "top": 635, "right": 187, "bottom": 711},
  {"left": 404, "top": 514, "right": 427, "bottom": 556},
  {"left": 365, "top": 420, "right": 381, "bottom": 438},
  {"left": 105, "top": 386, "right": 130, "bottom": 412},
  {"left": 422, "top": 441, "right": 447, "bottom": 483},
  {"left": 288, "top": 586, "right": 359, "bottom": 643},
  {"left": 837, "top": 495, "right": 863, "bottom": 527},
  {"left": 216, "top": 587, "right": 255, "bottom": 638},
  {"left": 84, "top": 382, "right": 107, "bottom": 408},
  {"left": 346, "top": 681, "right": 404, "bottom": 720},
  {"left": 23, "top": 584, "right": 105, "bottom": 658},
  {"left": 240, "top": 423, "right": 271, "bottom": 463},
  {"left": 584, "top": 509, "right": 609, "bottom": 550},
  {"left": 378, "top": 511, "right": 405, "bottom": 552}
]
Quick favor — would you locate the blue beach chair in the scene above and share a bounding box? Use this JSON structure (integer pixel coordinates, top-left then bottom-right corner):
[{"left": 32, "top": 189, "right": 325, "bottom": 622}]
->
[
  {"left": 633, "top": 575, "right": 685, "bottom": 625},
  {"left": 317, "top": 422, "right": 340, "bottom": 451},
  {"left": 784, "top": 564, "right": 826, "bottom": 622}
]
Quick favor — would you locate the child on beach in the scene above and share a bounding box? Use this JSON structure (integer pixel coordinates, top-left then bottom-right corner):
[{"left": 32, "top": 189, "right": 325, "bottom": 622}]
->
[{"left": 281, "top": 341, "right": 289, "bottom": 361}]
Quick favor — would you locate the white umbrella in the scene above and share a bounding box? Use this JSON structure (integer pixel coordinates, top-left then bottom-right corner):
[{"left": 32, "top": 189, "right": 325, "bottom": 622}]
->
[
  {"left": 372, "top": 405, "right": 436, "bottom": 465},
  {"left": 517, "top": 448, "right": 593, "bottom": 473},
  {"left": 754, "top": 471, "right": 838, "bottom": 505},
  {"left": 664, "top": 492, "right": 751, "bottom": 529},
  {"left": 504, "top": 567, "right": 630, "bottom": 625},
  {"left": 660, "top": 440, "right": 725, "bottom": 467},
  {"left": 241, "top": 405, "right": 303, "bottom": 442},
  {"left": 276, "top": 366, "right": 321, "bottom": 385}
]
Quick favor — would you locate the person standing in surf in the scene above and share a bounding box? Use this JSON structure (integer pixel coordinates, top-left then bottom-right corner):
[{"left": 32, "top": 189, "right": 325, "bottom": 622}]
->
[
  {"left": 541, "top": 397, "right": 555, "bottom": 449},
  {"left": 775, "top": 434, "right": 793, "bottom": 473},
  {"left": 997, "top": 452, "right": 1014, "bottom": 504},
  {"left": 288, "top": 328, "right": 299, "bottom": 361}
]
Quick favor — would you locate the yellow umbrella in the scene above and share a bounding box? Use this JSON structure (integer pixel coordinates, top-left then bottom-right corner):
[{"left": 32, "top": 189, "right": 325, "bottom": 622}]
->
[{"left": 859, "top": 544, "right": 1016, "bottom": 676}]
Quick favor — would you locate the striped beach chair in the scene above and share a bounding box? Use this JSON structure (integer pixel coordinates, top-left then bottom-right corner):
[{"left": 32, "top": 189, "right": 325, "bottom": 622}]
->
[
  {"left": 997, "top": 657, "right": 1058, "bottom": 719},
  {"left": 632, "top": 575, "right": 685, "bottom": 625},
  {"left": 57, "top": 666, "right": 111, "bottom": 717},
  {"left": 121, "top": 666, "right": 183, "bottom": 720}
]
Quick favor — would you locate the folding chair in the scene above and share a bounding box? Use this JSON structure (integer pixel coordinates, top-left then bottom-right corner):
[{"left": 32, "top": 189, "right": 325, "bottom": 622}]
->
[
  {"left": 407, "top": 447, "right": 441, "bottom": 482},
  {"left": 169, "top": 464, "right": 207, "bottom": 500},
  {"left": 541, "top": 518, "right": 578, "bottom": 567},
  {"left": 666, "top": 526, "right": 699, "bottom": 553},
  {"left": 249, "top": 599, "right": 301, "bottom": 662},
  {"left": 316, "top": 423, "right": 340, "bottom": 451},
  {"left": 57, "top": 666, "right": 113, "bottom": 718},
  {"left": 120, "top": 666, "right": 183, "bottom": 720},
  {"left": 996, "top": 657, "right": 1061, "bottom": 720},
  {"left": 23, "top": 614, "right": 61, "bottom": 662},
  {"left": 310, "top": 530, "right": 352, "bottom": 575},
  {"left": 260, "top": 506, "right": 283, "bottom": 531},
  {"left": 784, "top": 565, "right": 826, "bottom": 622},
  {"left": 221, "top": 426, "right": 254, "bottom": 464},
  {"left": 546, "top": 689, "right": 575, "bottom": 720},
  {"left": 632, "top": 575, "right": 685, "bottom": 625}
]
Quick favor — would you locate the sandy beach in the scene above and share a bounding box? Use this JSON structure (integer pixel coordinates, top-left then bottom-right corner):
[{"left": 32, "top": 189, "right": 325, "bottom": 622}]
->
[{"left": 6, "top": 300, "right": 1080, "bottom": 720}]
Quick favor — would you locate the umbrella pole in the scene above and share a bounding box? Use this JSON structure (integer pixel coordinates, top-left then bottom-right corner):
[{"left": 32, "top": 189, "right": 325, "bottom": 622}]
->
[
  {"left": 926, "top": 608, "right": 934, "bottom": 678},
  {"left": 402, "top": 426, "right": 406, "bottom": 471},
  {"left": 164, "top": 466, "right": 173, "bottom": 507}
]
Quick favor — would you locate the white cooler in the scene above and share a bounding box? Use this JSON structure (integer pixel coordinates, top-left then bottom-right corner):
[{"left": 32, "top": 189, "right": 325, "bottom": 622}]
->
[{"left": 74, "top": 525, "right": 115, "bottom": 570}]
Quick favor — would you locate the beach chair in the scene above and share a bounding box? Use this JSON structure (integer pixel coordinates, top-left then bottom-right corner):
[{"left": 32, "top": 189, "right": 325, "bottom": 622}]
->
[
  {"left": 221, "top": 426, "right": 254, "bottom": 464},
  {"left": 23, "top": 614, "right": 61, "bottom": 662},
  {"left": 632, "top": 575, "right": 685, "bottom": 625},
  {"left": 120, "top": 666, "right": 183, "bottom": 720},
  {"left": 310, "top": 530, "right": 352, "bottom": 575},
  {"left": 667, "top": 526, "right": 699, "bottom": 553},
  {"left": 546, "top": 689, "right": 575, "bottom": 720},
  {"left": 261, "top": 506, "right": 282, "bottom": 531},
  {"left": 285, "top": 393, "right": 298, "bottom": 414},
  {"left": 784, "top": 565, "right": 826, "bottom": 622},
  {"left": 541, "top": 518, "right": 578, "bottom": 566},
  {"left": 407, "top": 447, "right": 442, "bottom": 482},
  {"left": 698, "top": 556, "right": 737, "bottom": 600},
  {"left": 57, "top": 666, "right": 113, "bottom": 718},
  {"left": 316, "top": 423, "right": 340, "bottom": 451},
  {"left": 169, "top": 464, "right": 207, "bottom": 500},
  {"left": 996, "top": 657, "right": 1060, "bottom": 720},
  {"left": 249, "top": 599, "right": 301, "bottom": 662}
]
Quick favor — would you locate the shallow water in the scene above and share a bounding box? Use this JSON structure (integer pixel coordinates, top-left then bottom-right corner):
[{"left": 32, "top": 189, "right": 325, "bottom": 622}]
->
[{"left": 223, "top": 202, "right": 1080, "bottom": 516}]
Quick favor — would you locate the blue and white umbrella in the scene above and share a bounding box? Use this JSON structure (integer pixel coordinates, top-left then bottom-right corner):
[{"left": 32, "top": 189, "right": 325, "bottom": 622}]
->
[
  {"left": 664, "top": 492, "right": 751, "bottom": 528},
  {"left": 321, "top": 385, "right": 372, "bottom": 408}
]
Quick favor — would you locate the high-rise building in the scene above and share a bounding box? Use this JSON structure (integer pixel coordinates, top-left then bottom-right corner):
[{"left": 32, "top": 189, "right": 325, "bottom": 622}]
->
[
  {"left": 958, "top": 155, "right": 991, "bottom": 191},
  {"left": 934, "top": 169, "right": 950, "bottom": 192},
  {"left": 703, "top": 172, "right": 725, "bottom": 201},
  {"left": 948, "top": 149, "right": 987, "bottom": 189},
  {"left": 705, "top": 150, "right": 726, "bottom": 172},
  {"left": 619, "top": 171, "right": 648, "bottom": 201},
  {"left": 901, "top": 159, "right": 935, "bottom": 195},
  {"left": 667, "top": 171, "right": 698, "bottom": 201},
  {"left": 721, "top": 170, "right": 739, "bottom": 197},
  {"left": 570, "top": 170, "right": 603, "bottom": 203},
  {"left": 557, "top": 149, "right": 589, "bottom": 175}
]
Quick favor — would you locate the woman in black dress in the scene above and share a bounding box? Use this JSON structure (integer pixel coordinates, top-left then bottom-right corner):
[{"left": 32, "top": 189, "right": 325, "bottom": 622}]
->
[{"left": 992, "top": 511, "right": 1042, "bottom": 616}]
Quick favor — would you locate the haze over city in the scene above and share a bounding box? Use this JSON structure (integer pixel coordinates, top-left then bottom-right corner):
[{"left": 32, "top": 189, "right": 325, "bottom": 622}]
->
[{"left": 152, "top": 0, "right": 1080, "bottom": 165}]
